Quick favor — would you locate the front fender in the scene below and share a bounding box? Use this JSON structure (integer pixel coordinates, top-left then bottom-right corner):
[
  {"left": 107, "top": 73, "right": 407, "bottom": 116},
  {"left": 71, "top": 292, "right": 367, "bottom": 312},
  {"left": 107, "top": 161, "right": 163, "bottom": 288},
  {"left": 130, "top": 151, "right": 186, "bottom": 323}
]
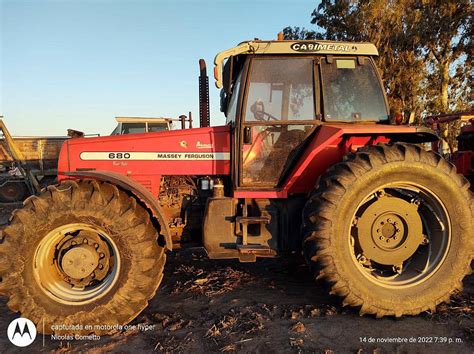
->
[{"left": 61, "top": 170, "right": 172, "bottom": 251}]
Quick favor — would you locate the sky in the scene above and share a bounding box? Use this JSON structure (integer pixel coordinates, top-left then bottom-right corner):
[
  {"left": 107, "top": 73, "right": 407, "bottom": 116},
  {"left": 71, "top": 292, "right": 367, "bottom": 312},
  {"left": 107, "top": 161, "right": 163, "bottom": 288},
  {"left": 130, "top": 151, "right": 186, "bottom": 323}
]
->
[{"left": 0, "top": 0, "right": 318, "bottom": 136}]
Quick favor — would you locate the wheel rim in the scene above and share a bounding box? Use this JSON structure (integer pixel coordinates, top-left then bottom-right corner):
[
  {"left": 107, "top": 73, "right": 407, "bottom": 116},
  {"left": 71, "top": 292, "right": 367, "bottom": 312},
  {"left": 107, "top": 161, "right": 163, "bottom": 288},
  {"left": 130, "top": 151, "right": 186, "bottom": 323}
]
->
[
  {"left": 33, "top": 223, "right": 121, "bottom": 305},
  {"left": 349, "top": 182, "right": 451, "bottom": 288}
]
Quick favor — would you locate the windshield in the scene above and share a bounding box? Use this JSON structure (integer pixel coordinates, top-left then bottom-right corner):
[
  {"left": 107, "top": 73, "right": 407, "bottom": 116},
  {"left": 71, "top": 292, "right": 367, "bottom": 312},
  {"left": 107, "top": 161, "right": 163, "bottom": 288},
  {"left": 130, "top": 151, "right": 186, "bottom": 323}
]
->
[
  {"left": 245, "top": 58, "right": 315, "bottom": 121},
  {"left": 321, "top": 58, "right": 388, "bottom": 122}
]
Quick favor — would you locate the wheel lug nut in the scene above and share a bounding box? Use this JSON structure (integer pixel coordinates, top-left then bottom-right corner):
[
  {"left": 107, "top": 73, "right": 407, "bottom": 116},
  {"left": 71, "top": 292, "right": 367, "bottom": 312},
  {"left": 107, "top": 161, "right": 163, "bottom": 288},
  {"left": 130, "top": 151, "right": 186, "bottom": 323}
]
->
[
  {"left": 379, "top": 236, "right": 384, "bottom": 240},
  {"left": 94, "top": 243, "right": 99, "bottom": 249},
  {"left": 71, "top": 241, "right": 77, "bottom": 246}
]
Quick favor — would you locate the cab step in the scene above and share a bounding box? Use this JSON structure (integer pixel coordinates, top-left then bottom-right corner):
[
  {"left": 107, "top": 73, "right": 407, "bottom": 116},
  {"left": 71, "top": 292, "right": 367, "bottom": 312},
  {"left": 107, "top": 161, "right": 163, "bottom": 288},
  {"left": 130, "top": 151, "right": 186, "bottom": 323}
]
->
[
  {"left": 237, "top": 244, "right": 277, "bottom": 255},
  {"left": 237, "top": 244, "right": 277, "bottom": 262},
  {"left": 235, "top": 216, "right": 270, "bottom": 224}
]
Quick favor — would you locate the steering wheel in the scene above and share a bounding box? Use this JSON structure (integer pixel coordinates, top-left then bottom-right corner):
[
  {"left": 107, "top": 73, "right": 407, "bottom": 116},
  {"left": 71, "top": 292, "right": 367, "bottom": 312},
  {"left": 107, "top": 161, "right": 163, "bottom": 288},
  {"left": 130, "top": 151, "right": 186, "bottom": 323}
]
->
[{"left": 250, "top": 100, "right": 279, "bottom": 121}]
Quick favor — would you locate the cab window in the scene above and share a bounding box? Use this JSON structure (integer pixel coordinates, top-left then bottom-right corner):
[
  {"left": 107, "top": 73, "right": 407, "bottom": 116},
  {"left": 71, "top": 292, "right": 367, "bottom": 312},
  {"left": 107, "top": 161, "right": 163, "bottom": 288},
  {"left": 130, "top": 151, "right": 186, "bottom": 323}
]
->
[
  {"left": 245, "top": 58, "right": 315, "bottom": 121},
  {"left": 148, "top": 123, "right": 168, "bottom": 132},
  {"left": 321, "top": 58, "right": 388, "bottom": 121},
  {"left": 240, "top": 58, "right": 317, "bottom": 187},
  {"left": 121, "top": 123, "right": 146, "bottom": 134}
]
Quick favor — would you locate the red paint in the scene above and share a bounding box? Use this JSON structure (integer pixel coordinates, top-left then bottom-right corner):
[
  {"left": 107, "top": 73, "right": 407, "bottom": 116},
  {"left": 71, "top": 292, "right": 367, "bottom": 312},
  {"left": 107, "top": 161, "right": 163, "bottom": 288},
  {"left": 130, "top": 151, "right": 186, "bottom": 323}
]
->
[
  {"left": 455, "top": 151, "right": 473, "bottom": 178},
  {"left": 233, "top": 190, "right": 286, "bottom": 198},
  {"left": 58, "top": 123, "right": 421, "bottom": 199},
  {"left": 58, "top": 126, "right": 231, "bottom": 196},
  {"left": 282, "top": 125, "right": 395, "bottom": 195}
]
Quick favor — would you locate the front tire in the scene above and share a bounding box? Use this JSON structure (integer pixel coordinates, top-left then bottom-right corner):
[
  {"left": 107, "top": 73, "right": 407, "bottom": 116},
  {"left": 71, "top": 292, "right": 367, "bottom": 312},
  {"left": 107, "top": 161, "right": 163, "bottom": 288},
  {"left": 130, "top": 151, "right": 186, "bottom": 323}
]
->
[
  {"left": 302, "top": 143, "right": 473, "bottom": 317},
  {"left": 0, "top": 180, "right": 166, "bottom": 334}
]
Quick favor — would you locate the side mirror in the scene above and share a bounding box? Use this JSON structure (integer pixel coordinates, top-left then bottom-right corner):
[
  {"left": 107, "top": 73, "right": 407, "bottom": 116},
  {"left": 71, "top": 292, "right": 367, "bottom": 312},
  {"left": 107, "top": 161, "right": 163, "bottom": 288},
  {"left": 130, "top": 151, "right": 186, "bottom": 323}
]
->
[{"left": 243, "top": 126, "right": 252, "bottom": 144}]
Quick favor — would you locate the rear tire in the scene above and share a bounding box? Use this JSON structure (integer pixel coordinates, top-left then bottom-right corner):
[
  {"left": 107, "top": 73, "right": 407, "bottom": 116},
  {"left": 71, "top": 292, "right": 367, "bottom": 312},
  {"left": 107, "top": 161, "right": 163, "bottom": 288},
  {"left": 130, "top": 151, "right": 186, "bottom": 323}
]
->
[
  {"left": 302, "top": 143, "right": 473, "bottom": 317},
  {"left": 0, "top": 180, "right": 166, "bottom": 334}
]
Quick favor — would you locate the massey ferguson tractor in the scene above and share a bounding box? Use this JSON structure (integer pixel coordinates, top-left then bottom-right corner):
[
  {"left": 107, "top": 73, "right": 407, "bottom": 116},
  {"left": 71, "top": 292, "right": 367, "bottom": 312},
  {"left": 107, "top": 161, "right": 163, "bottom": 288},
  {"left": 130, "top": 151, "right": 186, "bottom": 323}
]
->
[{"left": 1, "top": 38, "right": 472, "bottom": 335}]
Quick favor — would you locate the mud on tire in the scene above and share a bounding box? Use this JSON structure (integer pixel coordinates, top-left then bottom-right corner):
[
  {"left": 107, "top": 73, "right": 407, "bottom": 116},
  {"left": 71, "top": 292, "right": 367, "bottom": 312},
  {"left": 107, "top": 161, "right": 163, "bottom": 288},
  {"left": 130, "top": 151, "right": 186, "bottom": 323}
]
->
[
  {"left": 302, "top": 143, "right": 473, "bottom": 317},
  {"left": 0, "top": 180, "right": 166, "bottom": 334}
]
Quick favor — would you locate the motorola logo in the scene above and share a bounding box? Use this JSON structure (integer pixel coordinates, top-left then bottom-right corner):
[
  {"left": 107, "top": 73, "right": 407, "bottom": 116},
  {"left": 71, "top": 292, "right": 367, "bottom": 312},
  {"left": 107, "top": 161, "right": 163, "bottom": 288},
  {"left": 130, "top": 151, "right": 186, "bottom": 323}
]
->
[{"left": 7, "top": 318, "right": 37, "bottom": 347}]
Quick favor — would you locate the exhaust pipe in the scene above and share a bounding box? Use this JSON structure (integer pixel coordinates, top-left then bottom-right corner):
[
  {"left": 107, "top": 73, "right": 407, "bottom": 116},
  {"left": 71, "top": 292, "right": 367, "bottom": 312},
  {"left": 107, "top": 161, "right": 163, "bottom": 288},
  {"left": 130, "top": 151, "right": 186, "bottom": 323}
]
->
[{"left": 199, "top": 59, "right": 210, "bottom": 128}]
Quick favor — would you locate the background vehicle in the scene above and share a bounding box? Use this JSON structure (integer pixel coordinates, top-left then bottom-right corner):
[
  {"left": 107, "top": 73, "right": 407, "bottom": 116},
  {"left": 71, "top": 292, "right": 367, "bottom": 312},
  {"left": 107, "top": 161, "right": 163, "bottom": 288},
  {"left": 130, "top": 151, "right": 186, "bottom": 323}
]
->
[
  {"left": 0, "top": 118, "right": 65, "bottom": 202},
  {"left": 111, "top": 117, "right": 173, "bottom": 135},
  {"left": 0, "top": 38, "right": 472, "bottom": 335}
]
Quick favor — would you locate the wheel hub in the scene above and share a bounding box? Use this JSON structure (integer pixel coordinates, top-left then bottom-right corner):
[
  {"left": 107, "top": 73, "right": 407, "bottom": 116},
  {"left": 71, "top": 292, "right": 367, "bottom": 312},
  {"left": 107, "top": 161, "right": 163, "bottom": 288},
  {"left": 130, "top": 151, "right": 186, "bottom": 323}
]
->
[
  {"left": 56, "top": 230, "right": 111, "bottom": 287},
  {"left": 357, "top": 196, "right": 424, "bottom": 265},
  {"left": 61, "top": 245, "right": 99, "bottom": 279},
  {"left": 373, "top": 214, "right": 405, "bottom": 250}
]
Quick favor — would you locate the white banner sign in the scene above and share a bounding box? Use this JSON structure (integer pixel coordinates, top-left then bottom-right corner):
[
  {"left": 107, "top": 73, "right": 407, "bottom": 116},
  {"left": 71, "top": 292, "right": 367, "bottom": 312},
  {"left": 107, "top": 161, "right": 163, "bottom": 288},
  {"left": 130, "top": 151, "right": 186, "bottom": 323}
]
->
[{"left": 80, "top": 152, "right": 230, "bottom": 161}]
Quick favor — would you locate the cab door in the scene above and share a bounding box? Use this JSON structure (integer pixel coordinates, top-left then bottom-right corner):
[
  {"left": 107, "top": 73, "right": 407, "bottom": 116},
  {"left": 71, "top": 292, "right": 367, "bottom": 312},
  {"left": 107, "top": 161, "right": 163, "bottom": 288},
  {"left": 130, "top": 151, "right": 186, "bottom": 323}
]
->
[{"left": 239, "top": 57, "right": 320, "bottom": 188}]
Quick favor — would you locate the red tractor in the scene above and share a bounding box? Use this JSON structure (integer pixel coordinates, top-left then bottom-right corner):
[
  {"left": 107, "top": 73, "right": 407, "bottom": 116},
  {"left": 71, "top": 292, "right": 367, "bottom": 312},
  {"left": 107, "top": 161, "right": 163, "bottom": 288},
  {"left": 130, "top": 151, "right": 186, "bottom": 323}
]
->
[{"left": 1, "top": 39, "right": 472, "bottom": 334}]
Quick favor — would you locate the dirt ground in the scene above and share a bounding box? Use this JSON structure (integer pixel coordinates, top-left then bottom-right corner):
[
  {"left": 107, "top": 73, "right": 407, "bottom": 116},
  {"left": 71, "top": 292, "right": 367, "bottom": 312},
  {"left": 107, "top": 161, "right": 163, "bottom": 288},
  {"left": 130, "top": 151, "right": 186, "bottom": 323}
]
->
[{"left": 0, "top": 204, "right": 472, "bottom": 353}]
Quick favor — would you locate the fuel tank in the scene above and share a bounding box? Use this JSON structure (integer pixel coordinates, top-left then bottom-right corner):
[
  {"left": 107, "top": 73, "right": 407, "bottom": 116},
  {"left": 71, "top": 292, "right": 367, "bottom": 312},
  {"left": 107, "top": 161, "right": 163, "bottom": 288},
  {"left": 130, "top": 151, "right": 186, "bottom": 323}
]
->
[{"left": 58, "top": 125, "right": 231, "bottom": 196}]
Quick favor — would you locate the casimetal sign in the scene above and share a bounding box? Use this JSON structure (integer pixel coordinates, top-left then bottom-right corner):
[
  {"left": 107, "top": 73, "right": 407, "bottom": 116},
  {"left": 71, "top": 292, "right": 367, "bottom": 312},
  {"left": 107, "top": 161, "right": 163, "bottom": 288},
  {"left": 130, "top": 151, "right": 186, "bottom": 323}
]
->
[
  {"left": 80, "top": 152, "right": 230, "bottom": 161},
  {"left": 290, "top": 42, "right": 355, "bottom": 53}
]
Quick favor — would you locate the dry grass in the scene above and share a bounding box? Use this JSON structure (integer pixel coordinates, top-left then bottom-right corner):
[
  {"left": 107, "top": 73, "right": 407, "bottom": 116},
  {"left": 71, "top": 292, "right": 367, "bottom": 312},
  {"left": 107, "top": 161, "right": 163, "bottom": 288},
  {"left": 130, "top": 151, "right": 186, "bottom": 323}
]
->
[{"left": 172, "top": 265, "right": 254, "bottom": 297}]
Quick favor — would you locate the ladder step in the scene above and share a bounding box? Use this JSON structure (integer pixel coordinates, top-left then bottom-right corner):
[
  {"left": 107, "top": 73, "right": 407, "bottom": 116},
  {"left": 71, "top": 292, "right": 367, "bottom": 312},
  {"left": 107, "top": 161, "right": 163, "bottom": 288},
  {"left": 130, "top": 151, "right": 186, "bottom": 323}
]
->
[
  {"left": 237, "top": 244, "right": 277, "bottom": 256},
  {"left": 236, "top": 216, "right": 270, "bottom": 224}
]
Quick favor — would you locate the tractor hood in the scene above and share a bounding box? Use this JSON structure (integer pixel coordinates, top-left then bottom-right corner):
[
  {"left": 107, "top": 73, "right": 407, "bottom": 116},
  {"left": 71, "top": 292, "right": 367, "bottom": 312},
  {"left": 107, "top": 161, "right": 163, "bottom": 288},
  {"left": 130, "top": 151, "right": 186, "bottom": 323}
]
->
[{"left": 58, "top": 125, "right": 231, "bottom": 195}]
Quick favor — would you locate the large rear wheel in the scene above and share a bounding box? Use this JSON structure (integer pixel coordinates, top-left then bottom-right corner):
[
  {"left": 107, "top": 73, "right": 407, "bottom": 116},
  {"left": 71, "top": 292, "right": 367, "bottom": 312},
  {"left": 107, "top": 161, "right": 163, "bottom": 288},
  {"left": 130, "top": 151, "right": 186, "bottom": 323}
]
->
[
  {"left": 0, "top": 180, "right": 166, "bottom": 334},
  {"left": 302, "top": 143, "right": 473, "bottom": 317}
]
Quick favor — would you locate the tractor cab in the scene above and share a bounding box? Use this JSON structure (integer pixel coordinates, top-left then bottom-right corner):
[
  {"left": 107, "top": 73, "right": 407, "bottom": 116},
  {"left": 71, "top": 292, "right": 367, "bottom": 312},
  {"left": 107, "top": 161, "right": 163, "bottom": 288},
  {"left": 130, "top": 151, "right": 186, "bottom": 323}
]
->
[{"left": 213, "top": 39, "right": 390, "bottom": 187}]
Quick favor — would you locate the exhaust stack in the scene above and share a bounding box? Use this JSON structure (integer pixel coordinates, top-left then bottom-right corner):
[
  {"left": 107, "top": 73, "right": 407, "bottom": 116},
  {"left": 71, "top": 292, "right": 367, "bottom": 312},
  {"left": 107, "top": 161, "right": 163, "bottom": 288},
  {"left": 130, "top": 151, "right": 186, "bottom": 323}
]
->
[{"left": 199, "top": 59, "right": 210, "bottom": 128}]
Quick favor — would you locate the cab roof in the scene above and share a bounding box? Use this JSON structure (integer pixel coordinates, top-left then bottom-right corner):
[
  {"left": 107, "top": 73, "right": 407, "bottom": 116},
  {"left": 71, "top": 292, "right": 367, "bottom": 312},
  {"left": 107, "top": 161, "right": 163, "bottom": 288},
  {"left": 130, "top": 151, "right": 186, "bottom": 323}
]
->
[
  {"left": 115, "top": 117, "right": 172, "bottom": 124},
  {"left": 214, "top": 39, "right": 379, "bottom": 88}
]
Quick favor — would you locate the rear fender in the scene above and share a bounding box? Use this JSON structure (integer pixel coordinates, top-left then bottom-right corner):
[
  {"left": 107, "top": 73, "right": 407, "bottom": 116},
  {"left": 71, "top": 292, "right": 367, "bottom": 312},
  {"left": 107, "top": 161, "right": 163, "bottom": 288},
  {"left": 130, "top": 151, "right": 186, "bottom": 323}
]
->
[
  {"left": 61, "top": 170, "right": 172, "bottom": 251},
  {"left": 283, "top": 125, "right": 439, "bottom": 195}
]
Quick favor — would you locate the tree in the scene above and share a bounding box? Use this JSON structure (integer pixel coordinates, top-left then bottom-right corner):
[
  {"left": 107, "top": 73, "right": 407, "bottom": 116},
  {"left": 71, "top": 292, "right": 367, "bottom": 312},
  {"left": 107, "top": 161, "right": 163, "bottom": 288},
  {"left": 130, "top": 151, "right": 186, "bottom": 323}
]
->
[
  {"left": 283, "top": 0, "right": 473, "bottom": 134},
  {"left": 416, "top": 0, "right": 472, "bottom": 113}
]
